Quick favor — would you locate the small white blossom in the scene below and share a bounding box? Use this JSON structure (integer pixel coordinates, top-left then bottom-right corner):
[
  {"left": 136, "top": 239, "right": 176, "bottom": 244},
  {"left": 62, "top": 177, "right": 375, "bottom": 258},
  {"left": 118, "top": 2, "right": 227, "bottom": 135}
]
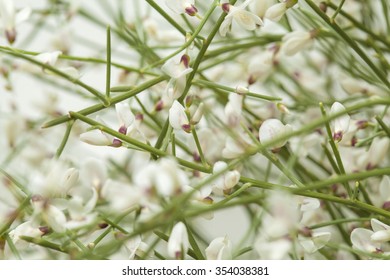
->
[
  {"left": 259, "top": 118, "right": 292, "bottom": 150},
  {"left": 169, "top": 100, "right": 191, "bottom": 133},
  {"left": 205, "top": 236, "right": 232, "bottom": 260},
  {"left": 210, "top": 161, "right": 240, "bottom": 195},
  {"left": 330, "top": 102, "right": 350, "bottom": 142},
  {"left": 167, "top": 222, "right": 189, "bottom": 259},
  {"left": 281, "top": 31, "right": 314, "bottom": 56},
  {"left": 0, "top": 0, "right": 31, "bottom": 44},
  {"left": 220, "top": 0, "right": 263, "bottom": 37},
  {"left": 165, "top": 0, "right": 198, "bottom": 16}
]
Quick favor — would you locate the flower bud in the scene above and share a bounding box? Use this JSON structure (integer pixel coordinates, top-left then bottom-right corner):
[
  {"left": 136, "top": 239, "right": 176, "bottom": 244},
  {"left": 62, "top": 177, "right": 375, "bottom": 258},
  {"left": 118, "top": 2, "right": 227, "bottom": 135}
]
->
[
  {"left": 169, "top": 100, "right": 191, "bottom": 133},
  {"left": 205, "top": 236, "right": 232, "bottom": 260},
  {"left": 330, "top": 102, "right": 350, "bottom": 142},
  {"left": 167, "top": 222, "right": 189, "bottom": 259},
  {"left": 259, "top": 118, "right": 292, "bottom": 150}
]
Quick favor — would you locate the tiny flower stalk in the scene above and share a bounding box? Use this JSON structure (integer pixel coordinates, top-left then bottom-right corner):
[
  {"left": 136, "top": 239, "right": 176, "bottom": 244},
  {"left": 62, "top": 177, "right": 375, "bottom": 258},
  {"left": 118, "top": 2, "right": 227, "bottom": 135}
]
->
[{"left": 320, "top": 102, "right": 352, "bottom": 197}]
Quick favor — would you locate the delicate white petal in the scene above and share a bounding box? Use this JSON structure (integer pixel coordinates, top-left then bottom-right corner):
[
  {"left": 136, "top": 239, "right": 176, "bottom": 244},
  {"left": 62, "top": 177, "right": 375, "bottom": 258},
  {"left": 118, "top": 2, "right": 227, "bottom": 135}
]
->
[
  {"left": 233, "top": 10, "right": 263, "bottom": 30},
  {"left": 264, "top": 3, "right": 287, "bottom": 22},
  {"left": 35, "top": 51, "right": 62, "bottom": 66},
  {"left": 219, "top": 17, "right": 233, "bottom": 37},
  {"left": 79, "top": 129, "right": 113, "bottom": 146},
  {"left": 350, "top": 228, "right": 377, "bottom": 252},
  {"left": 281, "top": 31, "right": 313, "bottom": 56},
  {"left": 169, "top": 100, "right": 190, "bottom": 131},
  {"left": 259, "top": 118, "right": 292, "bottom": 149},
  {"left": 330, "top": 102, "right": 350, "bottom": 136},
  {"left": 205, "top": 236, "right": 232, "bottom": 260},
  {"left": 15, "top": 7, "right": 31, "bottom": 24},
  {"left": 116, "top": 102, "right": 135, "bottom": 128},
  {"left": 371, "top": 218, "right": 390, "bottom": 232},
  {"left": 167, "top": 222, "right": 189, "bottom": 258},
  {"left": 379, "top": 176, "right": 390, "bottom": 201}
]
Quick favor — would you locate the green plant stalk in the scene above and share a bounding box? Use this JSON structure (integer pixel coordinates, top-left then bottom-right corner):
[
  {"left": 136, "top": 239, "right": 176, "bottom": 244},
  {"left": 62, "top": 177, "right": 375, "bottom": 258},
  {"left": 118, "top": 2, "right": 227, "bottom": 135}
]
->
[
  {"left": 301, "top": 167, "right": 390, "bottom": 192},
  {"left": 191, "top": 127, "right": 208, "bottom": 167},
  {"left": 193, "top": 79, "right": 281, "bottom": 101},
  {"left": 69, "top": 111, "right": 212, "bottom": 173},
  {"left": 375, "top": 116, "right": 390, "bottom": 138},
  {"left": 320, "top": 102, "right": 352, "bottom": 197},
  {"left": 55, "top": 120, "right": 74, "bottom": 158},
  {"left": 0, "top": 46, "right": 109, "bottom": 105},
  {"left": 330, "top": 0, "right": 345, "bottom": 21},
  {"left": 106, "top": 26, "right": 112, "bottom": 99},
  {"left": 240, "top": 176, "right": 390, "bottom": 219},
  {"left": 42, "top": 75, "right": 166, "bottom": 128},
  {"left": 5, "top": 234, "right": 21, "bottom": 259},
  {"left": 154, "top": 0, "right": 230, "bottom": 149},
  {"left": 325, "top": 1, "right": 390, "bottom": 48},
  {"left": 183, "top": 220, "right": 205, "bottom": 260},
  {"left": 256, "top": 97, "right": 390, "bottom": 151},
  {"left": 304, "top": 0, "right": 390, "bottom": 91},
  {"left": 0, "top": 196, "right": 31, "bottom": 238},
  {"left": 143, "top": 0, "right": 218, "bottom": 71}
]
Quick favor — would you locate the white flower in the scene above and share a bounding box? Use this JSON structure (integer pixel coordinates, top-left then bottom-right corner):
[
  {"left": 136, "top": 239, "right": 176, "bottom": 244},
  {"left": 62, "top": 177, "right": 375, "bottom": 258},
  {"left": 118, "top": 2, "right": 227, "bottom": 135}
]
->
[
  {"left": 205, "top": 236, "right": 232, "bottom": 260},
  {"left": 351, "top": 228, "right": 380, "bottom": 253},
  {"left": 0, "top": 0, "right": 31, "bottom": 44},
  {"left": 169, "top": 100, "right": 191, "bottom": 133},
  {"left": 161, "top": 54, "right": 193, "bottom": 106},
  {"left": 167, "top": 222, "right": 189, "bottom": 259},
  {"left": 8, "top": 221, "right": 43, "bottom": 249},
  {"left": 379, "top": 176, "right": 390, "bottom": 209},
  {"left": 220, "top": 0, "right": 263, "bottom": 37},
  {"left": 101, "top": 179, "right": 141, "bottom": 212},
  {"left": 259, "top": 118, "right": 292, "bottom": 150},
  {"left": 298, "top": 232, "right": 331, "bottom": 254},
  {"left": 264, "top": 0, "right": 297, "bottom": 22},
  {"left": 34, "top": 51, "right": 62, "bottom": 66},
  {"left": 162, "top": 54, "right": 193, "bottom": 80},
  {"left": 281, "top": 31, "right": 314, "bottom": 56},
  {"left": 370, "top": 219, "right": 390, "bottom": 243},
  {"left": 264, "top": 2, "right": 287, "bottom": 22},
  {"left": 210, "top": 161, "right": 240, "bottom": 195},
  {"left": 330, "top": 102, "right": 350, "bottom": 142},
  {"left": 224, "top": 92, "right": 243, "bottom": 127},
  {"left": 165, "top": 0, "right": 198, "bottom": 16},
  {"left": 358, "top": 137, "right": 390, "bottom": 170},
  {"left": 79, "top": 128, "right": 116, "bottom": 146},
  {"left": 134, "top": 158, "right": 189, "bottom": 197},
  {"left": 222, "top": 129, "right": 255, "bottom": 159},
  {"left": 253, "top": 0, "right": 275, "bottom": 18}
]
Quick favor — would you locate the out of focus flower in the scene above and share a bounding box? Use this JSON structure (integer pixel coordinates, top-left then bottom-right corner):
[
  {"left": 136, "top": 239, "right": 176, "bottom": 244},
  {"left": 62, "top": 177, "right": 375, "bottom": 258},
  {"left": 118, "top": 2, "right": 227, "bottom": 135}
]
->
[
  {"left": 264, "top": 0, "right": 297, "bottom": 22},
  {"left": 165, "top": 0, "right": 198, "bottom": 16},
  {"left": 0, "top": 0, "right": 31, "bottom": 44},
  {"left": 280, "top": 30, "right": 314, "bottom": 56},
  {"left": 259, "top": 118, "right": 292, "bottom": 150}
]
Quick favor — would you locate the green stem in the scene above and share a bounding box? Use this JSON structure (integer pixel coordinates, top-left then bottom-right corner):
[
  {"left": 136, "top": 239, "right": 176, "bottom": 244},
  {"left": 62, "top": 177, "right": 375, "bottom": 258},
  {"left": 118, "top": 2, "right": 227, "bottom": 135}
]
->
[
  {"left": 42, "top": 75, "right": 166, "bottom": 128},
  {"left": 193, "top": 79, "right": 281, "bottom": 101},
  {"left": 0, "top": 46, "right": 109, "bottom": 105},
  {"left": 375, "top": 116, "right": 390, "bottom": 138},
  {"left": 55, "top": 120, "right": 74, "bottom": 158},
  {"left": 106, "top": 26, "right": 112, "bottom": 99},
  {"left": 320, "top": 102, "right": 351, "bottom": 197},
  {"left": 69, "top": 111, "right": 211, "bottom": 173}
]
